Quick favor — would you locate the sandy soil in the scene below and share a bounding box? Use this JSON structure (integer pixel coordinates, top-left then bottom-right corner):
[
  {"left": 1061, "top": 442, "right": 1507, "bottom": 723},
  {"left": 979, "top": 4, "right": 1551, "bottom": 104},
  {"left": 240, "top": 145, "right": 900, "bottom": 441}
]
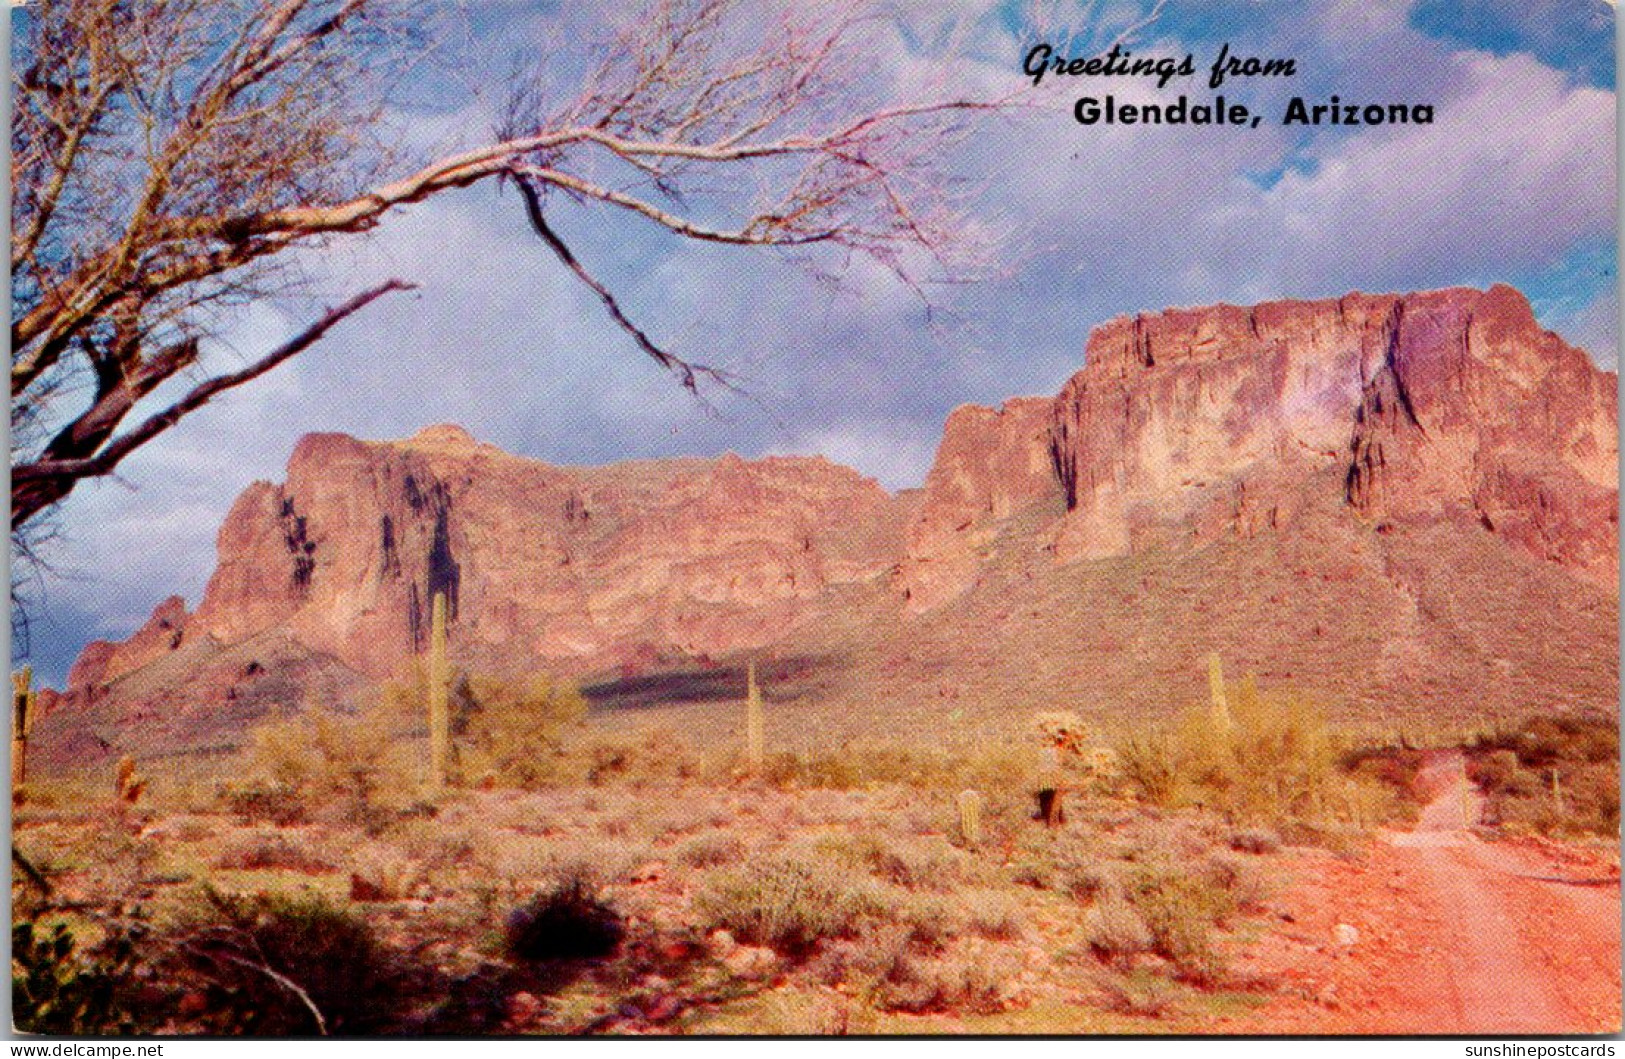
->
[{"left": 1229, "top": 751, "right": 1621, "bottom": 1035}]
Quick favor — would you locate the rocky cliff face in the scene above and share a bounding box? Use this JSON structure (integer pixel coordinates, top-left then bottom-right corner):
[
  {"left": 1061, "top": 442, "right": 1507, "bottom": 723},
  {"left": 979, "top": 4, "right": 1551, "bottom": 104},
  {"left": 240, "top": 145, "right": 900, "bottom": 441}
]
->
[
  {"left": 64, "top": 426, "right": 906, "bottom": 709},
  {"left": 47, "top": 285, "right": 1617, "bottom": 758},
  {"left": 901, "top": 285, "right": 1617, "bottom": 607}
]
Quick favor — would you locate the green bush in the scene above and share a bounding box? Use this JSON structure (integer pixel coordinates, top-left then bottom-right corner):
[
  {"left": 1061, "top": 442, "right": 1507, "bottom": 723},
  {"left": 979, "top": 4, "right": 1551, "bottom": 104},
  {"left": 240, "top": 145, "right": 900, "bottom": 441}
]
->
[
  {"left": 694, "top": 856, "right": 879, "bottom": 958},
  {"left": 1082, "top": 898, "right": 1153, "bottom": 968},
  {"left": 219, "top": 781, "right": 309, "bottom": 826},
  {"left": 1228, "top": 828, "right": 1281, "bottom": 855},
  {"left": 450, "top": 674, "right": 587, "bottom": 789},
  {"left": 249, "top": 706, "right": 414, "bottom": 826},
  {"left": 673, "top": 831, "right": 746, "bottom": 869},
  {"left": 1114, "top": 675, "right": 1411, "bottom": 833},
  {"left": 1090, "top": 865, "right": 1236, "bottom": 985},
  {"left": 12, "top": 920, "right": 146, "bottom": 1035},
  {"left": 1468, "top": 712, "right": 1619, "bottom": 837}
]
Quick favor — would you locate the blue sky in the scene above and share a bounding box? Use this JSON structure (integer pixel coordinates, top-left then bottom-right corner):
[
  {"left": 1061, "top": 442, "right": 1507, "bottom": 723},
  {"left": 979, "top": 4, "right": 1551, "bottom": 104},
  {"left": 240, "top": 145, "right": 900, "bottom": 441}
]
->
[{"left": 15, "top": 0, "right": 1619, "bottom": 684}]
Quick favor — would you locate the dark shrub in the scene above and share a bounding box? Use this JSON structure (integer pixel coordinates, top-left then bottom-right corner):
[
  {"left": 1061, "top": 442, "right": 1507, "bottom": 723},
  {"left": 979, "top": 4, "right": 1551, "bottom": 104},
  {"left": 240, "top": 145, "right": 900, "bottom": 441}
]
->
[
  {"left": 172, "top": 889, "right": 402, "bottom": 1035},
  {"left": 505, "top": 878, "right": 625, "bottom": 963},
  {"left": 1228, "top": 828, "right": 1281, "bottom": 855}
]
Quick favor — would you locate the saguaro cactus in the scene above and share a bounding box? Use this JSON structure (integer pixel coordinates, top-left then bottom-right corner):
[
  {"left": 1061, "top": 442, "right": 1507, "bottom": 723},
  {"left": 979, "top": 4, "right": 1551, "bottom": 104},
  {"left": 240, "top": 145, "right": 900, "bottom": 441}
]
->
[
  {"left": 957, "top": 789, "right": 984, "bottom": 848},
  {"left": 114, "top": 756, "right": 147, "bottom": 805},
  {"left": 11, "top": 667, "right": 35, "bottom": 806},
  {"left": 1207, "top": 652, "right": 1233, "bottom": 739},
  {"left": 745, "top": 661, "right": 765, "bottom": 773},
  {"left": 428, "top": 591, "right": 450, "bottom": 792}
]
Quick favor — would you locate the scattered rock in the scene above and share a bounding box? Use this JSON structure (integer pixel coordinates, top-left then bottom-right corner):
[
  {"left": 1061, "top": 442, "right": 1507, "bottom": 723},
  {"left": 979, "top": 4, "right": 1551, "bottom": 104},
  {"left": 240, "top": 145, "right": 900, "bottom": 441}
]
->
[
  {"left": 722, "top": 944, "right": 779, "bottom": 980},
  {"left": 630, "top": 861, "right": 666, "bottom": 884},
  {"left": 641, "top": 994, "right": 685, "bottom": 1024},
  {"left": 350, "top": 872, "right": 389, "bottom": 902},
  {"left": 707, "top": 929, "right": 737, "bottom": 958},
  {"left": 507, "top": 991, "right": 545, "bottom": 1024}
]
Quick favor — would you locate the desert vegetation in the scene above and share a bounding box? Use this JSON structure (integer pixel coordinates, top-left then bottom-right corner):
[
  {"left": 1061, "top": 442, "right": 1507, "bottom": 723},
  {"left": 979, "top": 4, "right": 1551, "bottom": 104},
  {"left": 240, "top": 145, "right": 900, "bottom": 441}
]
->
[
  {"left": 21, "top": 656, "right": 1595, "bottom": 1036},
  {"left": 1465, "top": 710, "right": 1620, "bottom": 838}
]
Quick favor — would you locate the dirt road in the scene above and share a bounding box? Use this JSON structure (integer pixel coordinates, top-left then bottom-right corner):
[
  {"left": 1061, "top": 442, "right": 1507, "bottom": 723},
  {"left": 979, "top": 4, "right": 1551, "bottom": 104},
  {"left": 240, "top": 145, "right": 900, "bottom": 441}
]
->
[{"left": 1232, "top": 751, "right": 1621, "bottom": 1035}]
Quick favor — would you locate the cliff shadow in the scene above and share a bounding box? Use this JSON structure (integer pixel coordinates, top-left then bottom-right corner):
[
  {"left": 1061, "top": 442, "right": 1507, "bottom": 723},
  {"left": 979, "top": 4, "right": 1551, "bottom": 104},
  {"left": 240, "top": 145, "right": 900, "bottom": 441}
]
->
[{"left": 581, "top": 653, "right": 845, "bottom": 714}]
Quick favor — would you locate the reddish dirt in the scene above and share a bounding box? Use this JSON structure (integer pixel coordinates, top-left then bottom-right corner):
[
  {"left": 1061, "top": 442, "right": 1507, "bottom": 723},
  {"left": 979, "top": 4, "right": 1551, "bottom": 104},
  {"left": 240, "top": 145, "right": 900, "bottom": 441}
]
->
[{"left": 1227, "top": 751, "right": 1621, "bottom": 1035}]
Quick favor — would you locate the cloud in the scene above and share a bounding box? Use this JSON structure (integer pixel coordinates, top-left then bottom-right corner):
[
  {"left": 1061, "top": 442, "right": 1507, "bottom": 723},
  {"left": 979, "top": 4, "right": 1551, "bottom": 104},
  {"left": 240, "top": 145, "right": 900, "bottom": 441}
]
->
[
  {"left": 770, "top": 422, "right": 942, "bottom": 491},
  {"left": 19, "top": 0, "right": 1617, "bottom": 684},
  {"left": 1260, "top": 52, "right": 1615, "bottom": 293}
]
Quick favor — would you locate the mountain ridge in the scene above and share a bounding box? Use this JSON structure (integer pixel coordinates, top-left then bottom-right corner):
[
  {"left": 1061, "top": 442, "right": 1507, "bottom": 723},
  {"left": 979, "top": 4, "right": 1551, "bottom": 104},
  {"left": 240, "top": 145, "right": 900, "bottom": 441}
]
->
[{"left": 37, "top": 283, "right": 1618, "bottom": 763}]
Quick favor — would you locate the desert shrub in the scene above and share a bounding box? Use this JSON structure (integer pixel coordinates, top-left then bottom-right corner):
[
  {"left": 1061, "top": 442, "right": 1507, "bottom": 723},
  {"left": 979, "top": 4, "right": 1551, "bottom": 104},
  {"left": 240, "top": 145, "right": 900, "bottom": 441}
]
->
[
  {"left": 577, "top": 727, "right": 703, "bottom": 786},
  {"left": 392, "top": 817, "right": 476, "bottom": 870},
  {"left": 1199, "top": 852, "right": 1269, "bottom": 913},
  {"left": 212, "top": 832, "right": 337, "bottom": 874},
  {"left": 1126, "top": 871, "right": 1227, "bottom": 984},
  {"left": 377, "top": 668, "right": 588, "bottom": 790},
  {"left": 505, "top": 877, "right": 625, "bottom": 962},
  {"left": 168, "top": 889, "right": 403, "bottom": 1034},
  {"left": 1468, "top": 712, "right": 1619, "bottom": 837},
  {"left": 871, "top": 949, "right": 1011, "bottom": 1015},
  {"left": 249, "top": 705, "right": 415, "bottom": 827},
  {"left": 1064, "top": 859, "right": 1128, "bottom": 903},
  {"left": 815, "top": 924, "right": 1011, "bottom": 1015},
  {"left": 1083, "top": 898, "right": 1154, "bottom": 968},
  {"left": 1228, "top": 828, "right": 1281, "bottom": 855},
  {"left": 1476, "top": 712, "right": 1620, "bottom": 770},
  {"left": 810, "top": 921, "right": 914, "bottom": 989},
  {"left": 1469, "top": 749, "right": 1533, "bottom": 797},
  {"left": 349, "top": 844, "right": 426, "bottom": 902},
  {"left": 746, "top": 742, "right": 1025, "bottom": 793},
  {"left": 673, "top": 831, "right": 746, "bottom": 869},
  {"left": 449, "top": 674, "right": 588, "bottom": 789},
  {"left": 1091, "top": 969, "right": 1179, "bottom": 1018},
  {"left": 753, "top": 989, "right": 857, "bottom": 1035},
  {"left": 887, "top": 893, "right": 960, "bottom": 952},
  {"left": 1005, "top": 832, "right": 1112, "bottom": 898},
  {"left": 219, "top": 781, "right": 309, "bottom": 826},
  {"left": 1344, "top": 745, "right": 1425, "bottom": 795},
  {"left": 759, "top": 750, "right": 862, "bottom": 789},
  {"left": 694, "top": 855, "right": 880, "bottom": 958},
  {"left": 1117, "top": 735, "right": 1183, "bottom": 806},
  {"left": 958, "top": 888, "right": 1025, "bottom": 940},
  {"left": 12, "top": 919, "right": 148, "bottom": 1035},
  {"left": 471, "top": 831, "right": 554, "bottom": 885},
  {"left": 1115, "top": 677, "right": 1414, "bottom": 833},
  {"left": 545, "top": 836, "right": 657, "bottom": 886},
  {"left": 809, "top": 831, "right": 982, "bottom": 892}
]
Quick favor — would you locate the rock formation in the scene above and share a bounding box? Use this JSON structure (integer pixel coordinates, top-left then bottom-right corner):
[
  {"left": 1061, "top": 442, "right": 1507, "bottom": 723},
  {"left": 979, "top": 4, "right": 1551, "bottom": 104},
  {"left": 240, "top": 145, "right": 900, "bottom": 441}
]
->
[
  {"left": 40, "top": 285, "right": 1618, "bottom": 761},
  {"left": 901, "top": 285, "right": 1617, "bottom": 606}
]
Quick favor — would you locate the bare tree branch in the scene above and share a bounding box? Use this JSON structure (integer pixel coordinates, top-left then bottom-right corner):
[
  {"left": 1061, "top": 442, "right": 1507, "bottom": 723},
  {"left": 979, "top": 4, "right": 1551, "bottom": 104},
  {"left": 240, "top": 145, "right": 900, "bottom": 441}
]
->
[
  {"left": 512, "top": 174, "right": 735, "bottom": 396},
  {"left": 12, "top": 280, "right": 414, "bottom": 528},
  {"left": 10, "top": 0, "right": 1040, "bottom": 577}
]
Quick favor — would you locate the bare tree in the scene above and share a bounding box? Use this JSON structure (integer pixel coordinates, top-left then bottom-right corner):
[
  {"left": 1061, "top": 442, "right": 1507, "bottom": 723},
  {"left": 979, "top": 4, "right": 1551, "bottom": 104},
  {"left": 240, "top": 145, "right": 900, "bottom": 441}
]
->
[{"left": 12, "top": 0, "right": 1005, "bottom": 534}]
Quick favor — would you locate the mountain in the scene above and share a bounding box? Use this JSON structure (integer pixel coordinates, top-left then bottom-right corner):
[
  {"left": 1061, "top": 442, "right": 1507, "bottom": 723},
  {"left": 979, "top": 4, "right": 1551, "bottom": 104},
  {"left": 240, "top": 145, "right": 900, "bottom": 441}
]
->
[{"left": 37, "top": 285, "right": 1618, "bottom": 764}]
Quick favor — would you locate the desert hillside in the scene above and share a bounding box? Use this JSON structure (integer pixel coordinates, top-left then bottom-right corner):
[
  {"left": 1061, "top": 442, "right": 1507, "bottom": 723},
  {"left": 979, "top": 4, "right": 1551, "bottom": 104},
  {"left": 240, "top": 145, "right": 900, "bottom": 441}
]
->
[{"left": 35, "top": 284, "right": 1618, "bottom": 765}]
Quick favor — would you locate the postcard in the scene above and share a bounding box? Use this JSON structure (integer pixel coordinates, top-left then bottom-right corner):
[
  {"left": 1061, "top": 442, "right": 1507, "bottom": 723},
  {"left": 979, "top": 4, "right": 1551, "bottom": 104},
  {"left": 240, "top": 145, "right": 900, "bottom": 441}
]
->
[{"left": 10, "top": 0, "right": 1619, "bottom": 1038}]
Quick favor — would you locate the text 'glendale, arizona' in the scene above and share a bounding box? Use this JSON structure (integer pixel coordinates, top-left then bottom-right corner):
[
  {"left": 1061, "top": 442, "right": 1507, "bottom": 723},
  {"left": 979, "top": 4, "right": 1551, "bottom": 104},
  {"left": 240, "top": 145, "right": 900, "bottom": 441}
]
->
[{"left": 1073, "top": 95, "right": 1435, "bottom": 128}]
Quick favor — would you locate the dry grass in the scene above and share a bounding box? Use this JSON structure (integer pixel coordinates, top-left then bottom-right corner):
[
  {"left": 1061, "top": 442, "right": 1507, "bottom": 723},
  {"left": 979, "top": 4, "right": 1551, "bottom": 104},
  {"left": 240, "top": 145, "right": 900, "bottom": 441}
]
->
[{"left": 15, "top": 707, "right": 1419, "bottom": 1035}]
